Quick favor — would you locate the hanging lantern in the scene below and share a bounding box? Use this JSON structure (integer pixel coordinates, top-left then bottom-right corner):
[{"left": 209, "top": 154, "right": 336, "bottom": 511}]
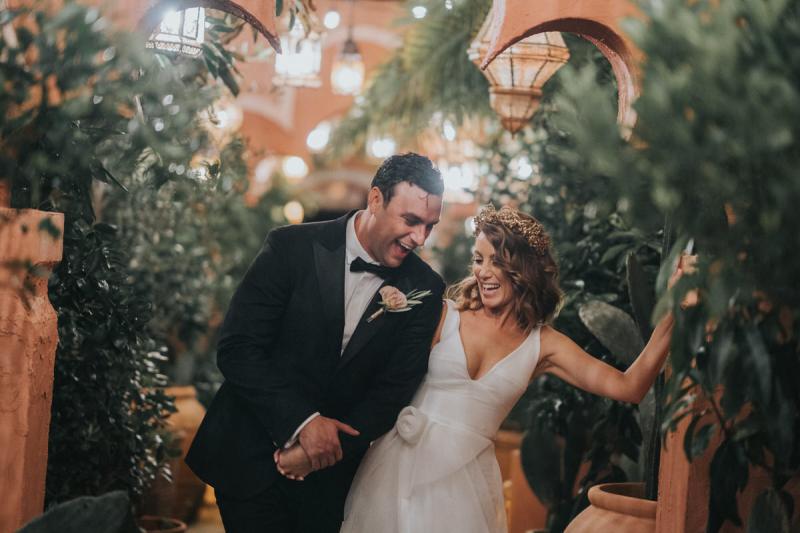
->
[
  {"left": 331, "top": 0, "right": 364, "bottom": 95},
  {"left": 274, "top": 19, "right": 322, "bottom": 88},
  {"left": 468, "top": 12, "right": 569, "bottom": 133},
  {"left": 146, "top": 8, "right": 205, "bottom": 57},
  {"left": 331, "top": 37, "right": 365, "bottom": 95}
]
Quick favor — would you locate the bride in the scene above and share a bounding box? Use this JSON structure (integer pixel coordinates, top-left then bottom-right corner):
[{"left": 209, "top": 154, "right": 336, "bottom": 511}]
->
[{"left": 278, "top": 205, "right": 692, "bottom": 533}]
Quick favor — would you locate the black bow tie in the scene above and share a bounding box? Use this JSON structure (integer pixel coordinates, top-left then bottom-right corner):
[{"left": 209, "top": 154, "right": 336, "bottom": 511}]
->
[{"left": 350, "top": 257, "right": 398, "bottom": 279}]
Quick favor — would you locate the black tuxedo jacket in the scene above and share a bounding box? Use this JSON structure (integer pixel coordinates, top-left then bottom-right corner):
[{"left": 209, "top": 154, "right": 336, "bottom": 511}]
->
[{"left": 185, "top": 212, "right": 445, "bottom": 498}]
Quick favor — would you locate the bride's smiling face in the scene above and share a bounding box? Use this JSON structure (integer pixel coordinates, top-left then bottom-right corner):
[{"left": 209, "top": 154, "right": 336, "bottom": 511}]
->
[{"left": 472, "top": 232, "right": 514, "bottom": 313}]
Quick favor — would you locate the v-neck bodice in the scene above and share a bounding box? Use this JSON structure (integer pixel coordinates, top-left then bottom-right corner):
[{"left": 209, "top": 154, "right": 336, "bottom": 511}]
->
[
  {"left": 409, "top": 299, "right": 541, "bottom": 440},
  {"left": 455, "top": 306, "right": 534, "bottom": 382}
]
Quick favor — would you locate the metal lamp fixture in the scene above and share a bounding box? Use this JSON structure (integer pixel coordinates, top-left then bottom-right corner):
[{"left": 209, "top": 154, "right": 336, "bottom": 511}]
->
[
  {"left": 146, "top": 7, "right": 206, "bottom": 57},
  {"left": 274, "top": 18, "right": 323, "bottom": 88},
  {"left": 468, "top": 11, "right": 570, "bottom": 133},
  {"left": 331, "top": 0, "right": 365, "bottom": 95}
]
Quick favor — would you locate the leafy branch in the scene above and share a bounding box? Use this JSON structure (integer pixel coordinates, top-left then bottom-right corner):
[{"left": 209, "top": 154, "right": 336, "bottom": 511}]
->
[{"left": 325, "top": 0, "right": 493, "bottom": 161}]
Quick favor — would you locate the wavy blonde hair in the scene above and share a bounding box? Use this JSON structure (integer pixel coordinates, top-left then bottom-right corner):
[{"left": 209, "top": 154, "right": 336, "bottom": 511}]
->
[{"left": 448, "top": 208, "right": 563, "bottom": 332}]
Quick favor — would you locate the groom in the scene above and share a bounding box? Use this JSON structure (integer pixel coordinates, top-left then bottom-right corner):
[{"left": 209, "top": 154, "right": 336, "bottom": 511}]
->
[{"left": 186, "top": 153, "right": 446, "bottom": 532}]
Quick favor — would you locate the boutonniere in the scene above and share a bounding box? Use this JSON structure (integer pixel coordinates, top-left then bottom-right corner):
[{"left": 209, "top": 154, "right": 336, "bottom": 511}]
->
[{"left": 367, "top": 286, "right": 433, "bottom": 323}]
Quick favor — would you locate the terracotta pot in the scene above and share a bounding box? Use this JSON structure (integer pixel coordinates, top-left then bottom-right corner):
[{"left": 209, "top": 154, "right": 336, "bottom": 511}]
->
[
  {"left": 141, "top": 386, "right": 207, "bottom": 524},
  {"left": 565, "top": 482, "right": 656, "bottom": 533},
  {"left": 137, "top": 515, "right": 187, "bottom": 533}
]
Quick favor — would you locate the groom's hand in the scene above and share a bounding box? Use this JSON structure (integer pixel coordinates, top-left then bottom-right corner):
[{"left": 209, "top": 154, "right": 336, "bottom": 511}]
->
[{"left": 298, "top": 416, "right": 360, "bottom": 470}]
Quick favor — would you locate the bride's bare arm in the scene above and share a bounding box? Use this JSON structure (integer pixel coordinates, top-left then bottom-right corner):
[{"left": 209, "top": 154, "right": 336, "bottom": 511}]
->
[
  {"left": 531, "top": 254, "right": 695, "bottom": 404},
  {"left": 533, "top": 313, "right": 674, "bottom": 404}
]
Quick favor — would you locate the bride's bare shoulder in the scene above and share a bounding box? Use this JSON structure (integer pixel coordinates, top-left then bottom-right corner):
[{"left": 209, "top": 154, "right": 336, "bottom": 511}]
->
[{"left": 534, "top": 325, "right": 565, "bottom": 368}]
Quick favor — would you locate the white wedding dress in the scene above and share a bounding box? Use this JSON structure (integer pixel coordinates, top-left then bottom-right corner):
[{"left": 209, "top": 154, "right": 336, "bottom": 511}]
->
[{"left": 341, "top": 299, "right": 541, "bottom": 533}]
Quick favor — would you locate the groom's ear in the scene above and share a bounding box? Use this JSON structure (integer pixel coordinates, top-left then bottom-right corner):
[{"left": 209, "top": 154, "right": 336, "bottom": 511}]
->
[{"left": 367, "top": 186, "right": 384, "bottom": 214}]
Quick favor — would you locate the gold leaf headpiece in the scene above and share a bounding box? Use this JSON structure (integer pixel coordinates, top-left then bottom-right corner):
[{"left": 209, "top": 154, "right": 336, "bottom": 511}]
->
[{"left": 473, "top": 205, "right": 551, "bottom": 255}]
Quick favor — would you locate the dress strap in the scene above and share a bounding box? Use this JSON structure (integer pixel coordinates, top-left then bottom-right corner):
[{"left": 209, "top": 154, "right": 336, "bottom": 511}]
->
[
  {"left": 442, "top": 299, "right": 460, "bottom": 337},
  {"left": 526, "top": 325, "right": 543, "bottom": 374}
]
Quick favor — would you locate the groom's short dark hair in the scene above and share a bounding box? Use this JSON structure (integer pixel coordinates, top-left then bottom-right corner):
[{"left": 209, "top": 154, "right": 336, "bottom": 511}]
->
[{"left": 371, "top": 153, "right": 444, "bottom": 204}]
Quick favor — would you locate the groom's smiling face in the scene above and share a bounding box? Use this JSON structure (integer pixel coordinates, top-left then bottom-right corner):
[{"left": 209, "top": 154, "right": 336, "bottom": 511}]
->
[{"left": 364, "top": 182, "right": 442, "bottom": 267}]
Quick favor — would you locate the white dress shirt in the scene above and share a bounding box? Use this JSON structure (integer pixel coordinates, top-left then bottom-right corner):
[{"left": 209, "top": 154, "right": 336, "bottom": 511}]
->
[{"left": 285, "top": 212, "right": 384, "bottom": 446}]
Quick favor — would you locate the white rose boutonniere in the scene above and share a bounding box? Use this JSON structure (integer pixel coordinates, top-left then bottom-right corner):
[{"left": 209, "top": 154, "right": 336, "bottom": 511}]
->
[{"left": 366, "top": 286, "right": 432, "bottom": 323}]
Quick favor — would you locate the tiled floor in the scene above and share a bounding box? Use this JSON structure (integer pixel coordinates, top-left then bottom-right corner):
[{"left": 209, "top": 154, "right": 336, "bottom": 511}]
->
[
  {"left": 187, "top": 505, "right": 224, "bottom": 533},
  {"left": 186, "top": 487, "right": 224, "bottom": 533}
]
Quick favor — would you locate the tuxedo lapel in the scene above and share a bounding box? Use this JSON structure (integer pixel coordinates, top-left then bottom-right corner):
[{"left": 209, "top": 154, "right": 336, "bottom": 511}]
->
[
  {"left": 336, "top": 268, "right": 416, "bottom": 372},
  {"left": 313, "top": 216, "right": 349, "bottom": 354},
  {"left": 337, "top": 280, "right": 389, "bottom": 371}
]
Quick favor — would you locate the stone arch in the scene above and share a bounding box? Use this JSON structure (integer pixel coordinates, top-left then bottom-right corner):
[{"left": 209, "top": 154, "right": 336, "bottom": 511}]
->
[
  {"left": 137, "top": 0, "right": 281, "bottom": 52},
  {"left": 481, "top": 0, "right": 642, "bottom": 129}
]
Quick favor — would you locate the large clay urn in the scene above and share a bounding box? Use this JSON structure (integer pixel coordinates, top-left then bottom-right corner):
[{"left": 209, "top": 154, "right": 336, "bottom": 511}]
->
[
  {"left": 565, "top": 482, "right": 656, "bottom": 533},
  {"left": 0, "top": 200, "right": 64, "bottom": 532},
  {"left": 141, "top": 386, "right": 207, "bottom": 523}
]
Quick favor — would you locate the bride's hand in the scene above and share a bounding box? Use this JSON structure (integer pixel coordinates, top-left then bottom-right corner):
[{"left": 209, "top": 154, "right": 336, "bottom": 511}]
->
[
  {"left": 274, "top": 445, "right": 313, "bottom": 481},
  {"left": 668, "top": 253, "right": 699, "bottom": 308}
]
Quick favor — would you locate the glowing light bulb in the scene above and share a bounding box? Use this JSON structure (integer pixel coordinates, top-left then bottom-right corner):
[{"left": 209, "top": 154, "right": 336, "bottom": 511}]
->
[
  {"left": 412, "top": 6, "right": 427, "bottom": 18},
  {"left": 442, "top": 120, "right": 457, "bottom": 141},
  {"left": 283, "top": 201, "right": 305, "bottom": 224},
  {"left": 323, "top": 10, "right": 341, "bottom": 29},
  {"left": 306, "top": 122, "right": 332, "bottom": 152},
  {"left": 282, "top": 156, "right": 308, "bottom": 180},
  {"left": 254, "top": 157, "right": 277, "bottom": 184},
  {"left": 367, "top": 137, "right": 396, "bottom": 159}
]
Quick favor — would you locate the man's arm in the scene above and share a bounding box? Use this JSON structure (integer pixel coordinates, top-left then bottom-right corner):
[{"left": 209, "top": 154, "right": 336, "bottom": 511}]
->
[
  {"left": 337, "top": 277, "right": 446, "bottom": 456},
  {"left": 215, "top": 229, "right": 318, "bottom": 446}
]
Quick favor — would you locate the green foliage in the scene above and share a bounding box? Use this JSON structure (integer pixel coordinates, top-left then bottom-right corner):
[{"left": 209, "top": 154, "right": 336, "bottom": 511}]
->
[
  {"left": 46, "top": 219, "right": 175, "bottom": 505},
  {"left": 325, "top": 0, "right": 492, "bottom": 160},
  {"left": 17, "top": 490, "right": 138, "bottom": 533},
  {"left": 0, "top": 0, "right": 271, "bottom": 506},
  {"left": 198, "top": 13, "right": 248, "bottom": 96},
  {"left": 431, "top": 230, "right": 474, "bottom": 285},
  {"left": 626, "top": 252, "right": 656, "bottom": 341},
  {"left": 0, "top": 3, "right": 217, "bottom": 219},
  {"left": 522, "top": 379, "right": 641, "bottom": 532},
  {"left": 101, "top": 137, "right": 291, "bottom": 390},
  {"left": 578, "top": 300, "right": 643, "bottom": 365},
  {"left": 551, "top": 0, "right": 800, "bottom": 529}
]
